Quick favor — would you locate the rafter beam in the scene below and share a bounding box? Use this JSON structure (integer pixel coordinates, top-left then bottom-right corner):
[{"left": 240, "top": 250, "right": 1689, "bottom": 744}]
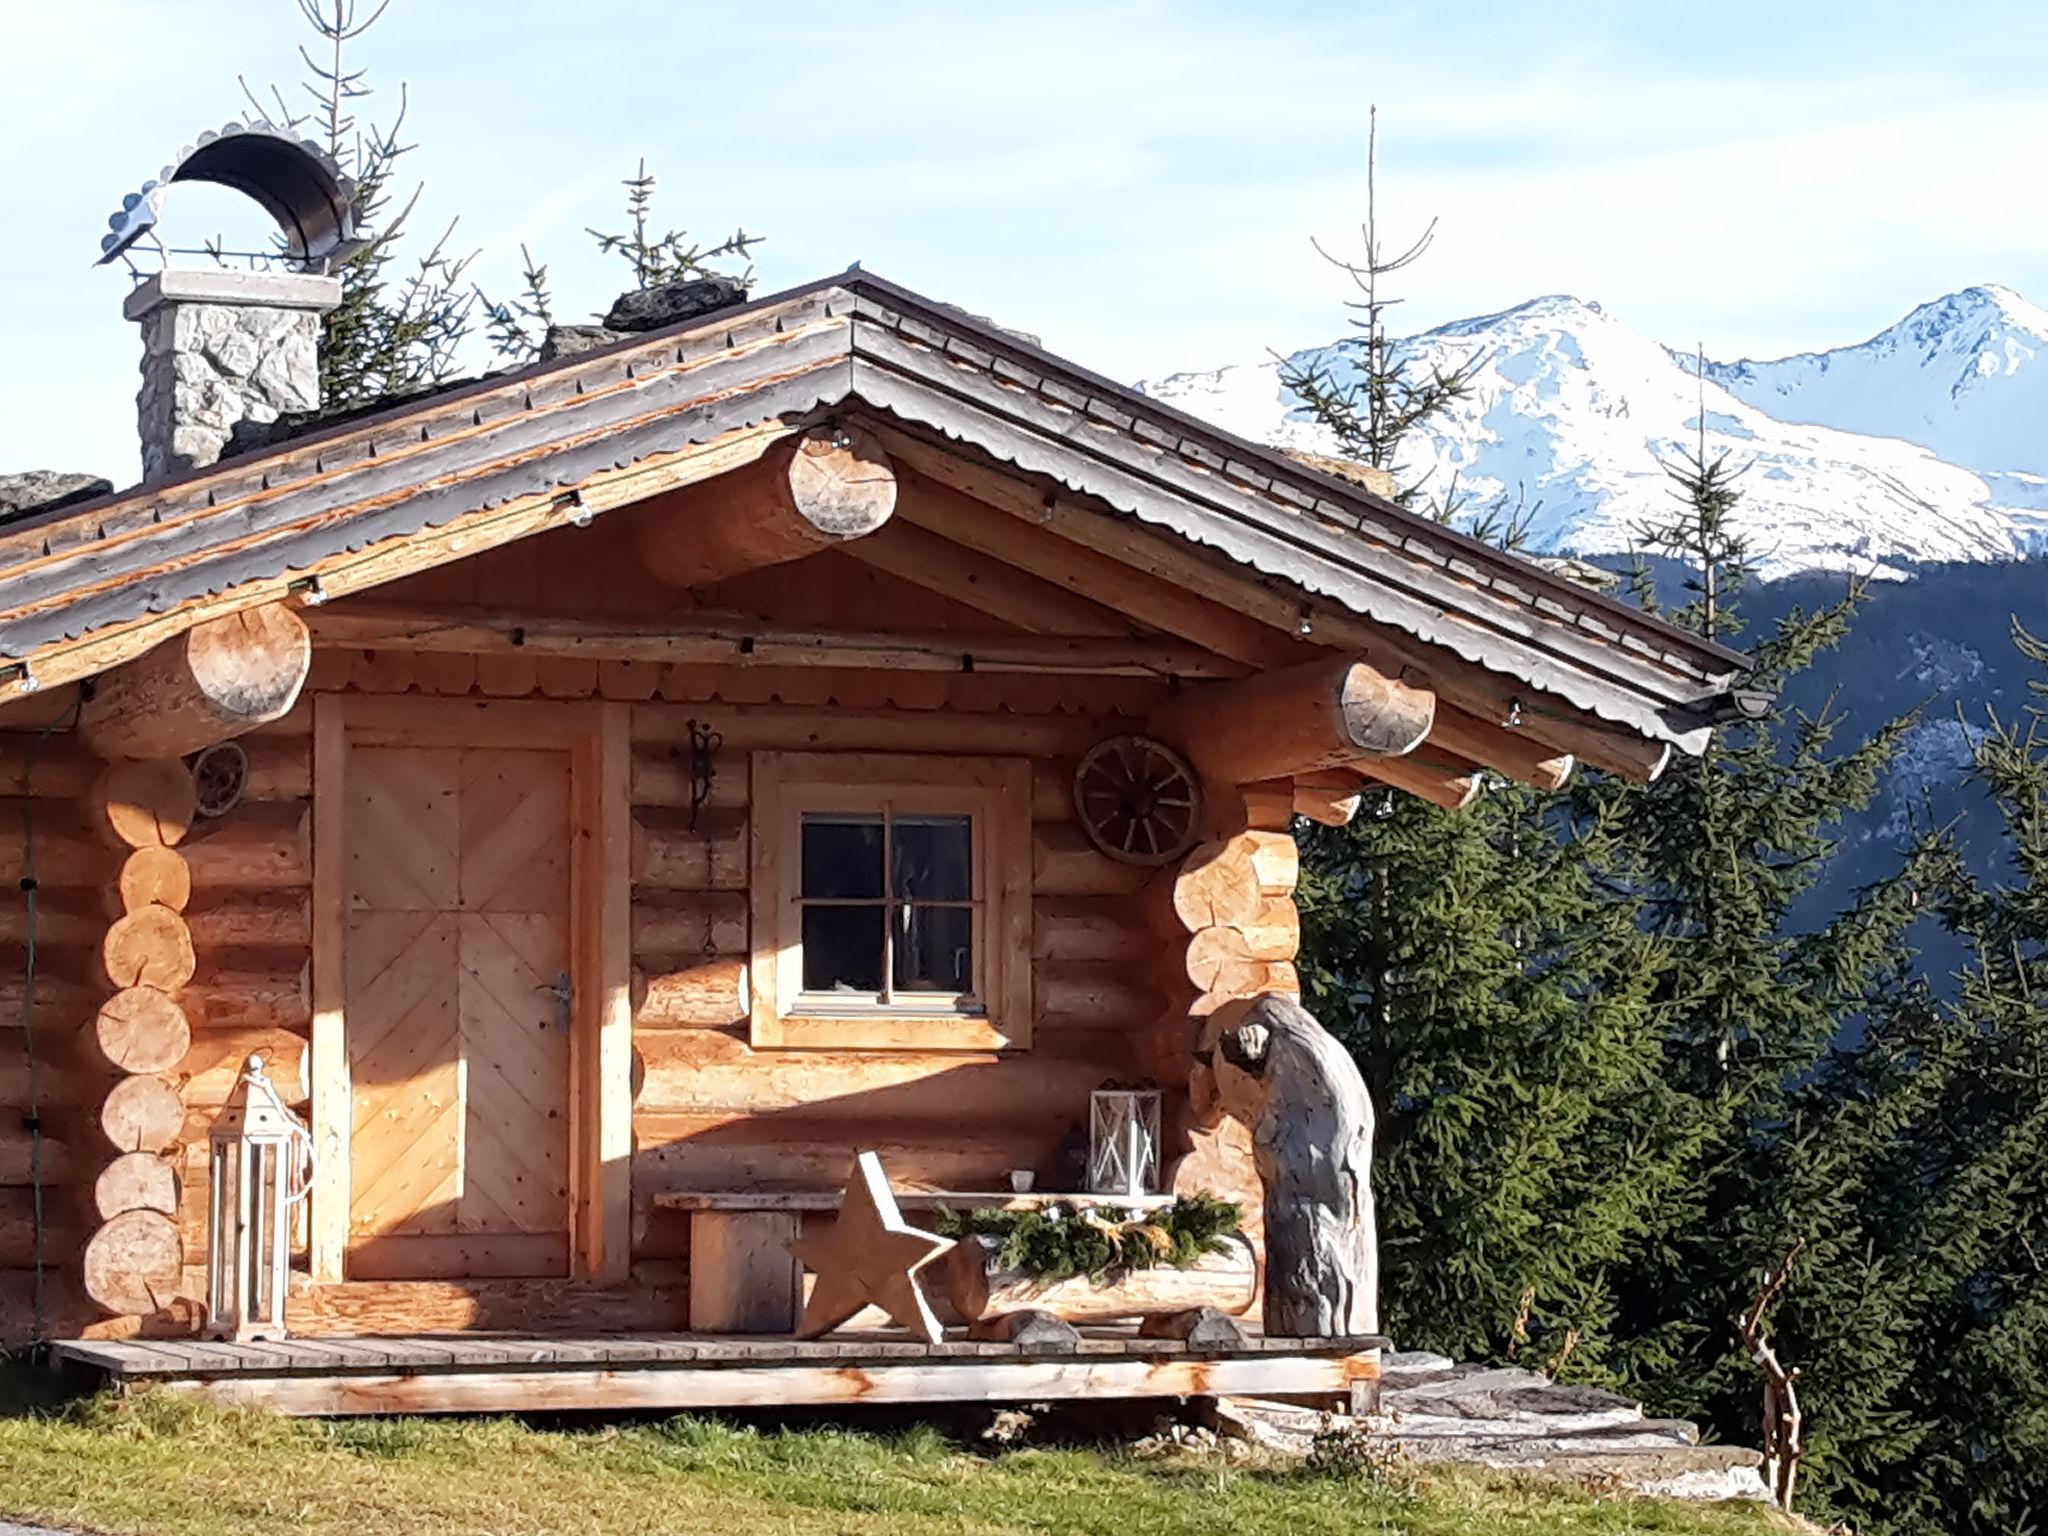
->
[
  {"left": 1149, "top": 655, "right": 1436, "bottom": 785},
  {"left": 844, "top": 521, "right": 1140, "bottom": 642},
  {"left": 1348, "top": 750, "right": 1486, "bottom": 811},
  {"left": 1428, "top": 703, "right": 1577, "bottom": 791},
  {"left": 639, "top": 424, "right": 896, "bottom": 588},
  {"left": 308, "top": 603, "right": 1235, "bottom": 678},
  {"left": 891, "top": 468, "right": 1305, "bottom": 671},
  {"left": 80, "top": 603, "right": 310, "bottom": 760}
]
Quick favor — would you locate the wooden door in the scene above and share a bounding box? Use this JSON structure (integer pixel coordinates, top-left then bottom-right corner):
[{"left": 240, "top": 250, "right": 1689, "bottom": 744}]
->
[{"left": 342, "top": 745, "right": 573, "bottom": 1279}]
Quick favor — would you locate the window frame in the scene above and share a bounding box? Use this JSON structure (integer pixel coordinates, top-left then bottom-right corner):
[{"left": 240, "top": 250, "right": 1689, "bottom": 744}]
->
[{"left": 749, "top": 751, "right": 1034, "bottom": 1051}]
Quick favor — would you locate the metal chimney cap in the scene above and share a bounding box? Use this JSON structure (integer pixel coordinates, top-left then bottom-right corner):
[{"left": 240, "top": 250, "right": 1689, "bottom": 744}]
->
[{"left": 98, "top": 119, "right": 367, "bottom": 272}]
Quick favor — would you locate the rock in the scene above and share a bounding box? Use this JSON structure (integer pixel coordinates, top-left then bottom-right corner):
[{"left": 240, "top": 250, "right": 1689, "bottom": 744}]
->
[
  {"left": 0, "top": 471, "right": 113, "bottom": 523},
  {"left": 539, "top": 324, "right": 624, "bottom": 362},
  {"left": 601, "top": 275, "right": 750, "bottom": 333}
]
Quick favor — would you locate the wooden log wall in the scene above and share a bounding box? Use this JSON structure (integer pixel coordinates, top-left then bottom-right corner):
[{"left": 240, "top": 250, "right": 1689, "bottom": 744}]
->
[
  {"left": 65, "top": 634, "right": 1202, "bottom": 1322},
  {"left": 0, "top": 719, "right": 110, "bottom": 1344},
  {"left": 8, "top": 668, "right": 1304, "bottom": 1340},
  {"left": 624, "top": 711, "right": 1167, "bottom": 1279}
]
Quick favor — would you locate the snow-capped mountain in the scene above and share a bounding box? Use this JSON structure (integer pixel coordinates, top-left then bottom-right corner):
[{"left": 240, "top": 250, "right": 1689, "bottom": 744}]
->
[{"left": 1142, "top": 288, "right": 2048, "bottom": 579}]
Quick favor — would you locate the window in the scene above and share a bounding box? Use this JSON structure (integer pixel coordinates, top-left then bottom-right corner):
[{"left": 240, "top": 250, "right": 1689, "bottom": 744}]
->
[{"left": 750, "top": 752, "right": 1032, "bottom": 1050}]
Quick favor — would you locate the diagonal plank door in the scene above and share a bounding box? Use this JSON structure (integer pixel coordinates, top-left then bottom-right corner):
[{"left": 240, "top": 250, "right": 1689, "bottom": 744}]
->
[{"left": 343, "top": 744, "right": 572, "bottom": 1279}]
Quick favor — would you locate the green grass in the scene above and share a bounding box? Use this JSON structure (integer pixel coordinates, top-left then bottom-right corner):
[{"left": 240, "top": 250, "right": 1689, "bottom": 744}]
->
[{"left": 0, "top": 1385, "right": 1805, "bottom": 1536}]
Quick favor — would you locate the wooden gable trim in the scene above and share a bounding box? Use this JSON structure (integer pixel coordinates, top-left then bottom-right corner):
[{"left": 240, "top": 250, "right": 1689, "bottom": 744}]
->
[{"left": 0, "top": 420, "right": 799, "bottom": 708}]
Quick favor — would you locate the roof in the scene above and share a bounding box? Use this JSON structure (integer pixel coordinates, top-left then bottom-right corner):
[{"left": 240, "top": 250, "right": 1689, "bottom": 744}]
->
[{"left": 0, "top": 270, "right": 1753, "bottom": 748}]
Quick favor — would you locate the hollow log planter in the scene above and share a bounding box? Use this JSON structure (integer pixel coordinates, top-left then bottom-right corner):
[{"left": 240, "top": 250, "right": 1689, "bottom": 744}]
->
[
  {"left": 79, "top": 604, "right": 311, "bottom": 761},
  {"left": 1200, "top": 993, "right": 1377, "bottom": 1337},
  {"left": 640, "top": 424, "right": 898, "bottom": 589},
  {"left": 940, "top": 1230, "right": 1259, "bottom": 1324}
]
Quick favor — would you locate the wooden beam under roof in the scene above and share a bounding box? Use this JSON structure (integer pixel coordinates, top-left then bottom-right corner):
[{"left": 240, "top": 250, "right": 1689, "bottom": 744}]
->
[
  {"left": 1148, "top": 655, "right": 1436, "bottom": 785},
  {"left": 1346, "top": 749, "right": 1487, "bottom": 811},
  {"left": 890, "top": 468, "right": 1305, "bottom": 672},
  {"left": 1427, "top": 703, "right": 1577, "bottom": 791},
  {"left": 844, "top": 521, "right": 1144, "bottom": 642},
  {"left": 637, "top": 424, "right": 898, "bottom": 589},
  {"left": 866, "top": 422, "right": 1679, "bottom": 783},
  {"left": 80, "top": 603, "right": 311, "bottom": 760},
  {"left": 307, "top": 603, "right": 1240, "bottom": 679}
]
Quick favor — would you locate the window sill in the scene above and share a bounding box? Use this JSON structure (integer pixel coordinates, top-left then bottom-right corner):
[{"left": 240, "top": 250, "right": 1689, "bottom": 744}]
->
[{"left": 757, "top": 1012, "right": 1021, "bottom": 1052}]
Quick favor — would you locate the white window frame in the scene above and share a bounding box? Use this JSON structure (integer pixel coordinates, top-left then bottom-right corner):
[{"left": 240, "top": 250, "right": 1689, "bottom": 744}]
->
[{"left": 749, "top": 751, "right": 1033, "bottom": 1051}]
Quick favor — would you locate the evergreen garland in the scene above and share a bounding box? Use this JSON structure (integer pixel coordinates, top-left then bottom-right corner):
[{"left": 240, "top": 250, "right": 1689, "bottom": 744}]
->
[{"left": 932, "top": 1195, "right": 1241, "bottom": 1285}]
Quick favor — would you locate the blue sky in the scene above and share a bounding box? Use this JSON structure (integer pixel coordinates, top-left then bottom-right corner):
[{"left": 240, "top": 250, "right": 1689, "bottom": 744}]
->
[{"left": 9, "top": 0, "right": 2048, "bottom": 481}]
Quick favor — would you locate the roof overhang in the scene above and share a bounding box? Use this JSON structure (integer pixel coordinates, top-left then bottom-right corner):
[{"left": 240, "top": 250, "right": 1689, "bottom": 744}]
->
[{"left": 0, "top": 271, "right": 1754, "bottom": 750}]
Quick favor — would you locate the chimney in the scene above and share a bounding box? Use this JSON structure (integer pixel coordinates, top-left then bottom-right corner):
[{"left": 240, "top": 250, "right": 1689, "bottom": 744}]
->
[{"left": 125, "top": 269, "right": 340, "bottom": 481}]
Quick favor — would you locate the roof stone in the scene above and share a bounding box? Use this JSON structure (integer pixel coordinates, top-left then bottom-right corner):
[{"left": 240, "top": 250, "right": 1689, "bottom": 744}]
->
[{"left": 0, "top": 470, "right": 113, "bottom": 526}]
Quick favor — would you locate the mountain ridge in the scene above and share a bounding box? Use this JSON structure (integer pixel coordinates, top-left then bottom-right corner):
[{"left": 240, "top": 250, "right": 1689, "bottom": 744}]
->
[{"left": 1140, "top": 285, "right": 2048, "bottom": 579}]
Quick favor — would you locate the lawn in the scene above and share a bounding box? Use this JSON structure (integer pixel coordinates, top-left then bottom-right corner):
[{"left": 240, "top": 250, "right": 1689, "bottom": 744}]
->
[{"left": 0, "top": 1385, "right": 1808, "bottom": 1536}]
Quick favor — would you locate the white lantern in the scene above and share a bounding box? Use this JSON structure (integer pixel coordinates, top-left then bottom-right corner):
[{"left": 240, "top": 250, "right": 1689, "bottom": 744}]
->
[
  {"left": 1088, "top": 1089, "right": 1161, "bottom": 1199},
  {"left": 206, "top": 1055, "right": 313, "bottom": 1341}
]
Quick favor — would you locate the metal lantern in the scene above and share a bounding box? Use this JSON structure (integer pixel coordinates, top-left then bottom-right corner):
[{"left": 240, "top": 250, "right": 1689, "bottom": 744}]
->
[
  {"left": 1087, "top": 1088, "right": 1161, "bottom": 1199},
  {"left": 206, "top": 1054, "right": 313, "bottom": 1341}
]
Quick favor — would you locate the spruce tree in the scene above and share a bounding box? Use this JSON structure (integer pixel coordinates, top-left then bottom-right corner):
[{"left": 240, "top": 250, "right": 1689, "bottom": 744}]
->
[
  {"left": 247, "top": 0, "right": 477, "bottom": 407},
  {"left": 1584, "top": 434, "right": 1914, "bottom": 1467},
  {"left": 1299, "top": 783, "right": 1685, "bottom": 1374},
  {"left": 1745, "top": 623, "right": 2048, "bottom": 1535},
  {"left": 1292, "top": 112, "right": 1684, "bottom": 1377}
]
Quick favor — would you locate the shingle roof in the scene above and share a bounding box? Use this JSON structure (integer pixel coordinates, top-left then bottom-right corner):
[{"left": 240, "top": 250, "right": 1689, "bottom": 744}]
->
[{"left": 0, "top": 270, "right": 1753, "bottom": 747}]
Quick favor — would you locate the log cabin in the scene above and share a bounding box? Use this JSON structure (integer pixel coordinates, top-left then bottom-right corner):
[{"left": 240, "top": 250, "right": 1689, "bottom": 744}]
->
[{"left": 0, "top": 221, "right": 1757, "bottom": 1412}]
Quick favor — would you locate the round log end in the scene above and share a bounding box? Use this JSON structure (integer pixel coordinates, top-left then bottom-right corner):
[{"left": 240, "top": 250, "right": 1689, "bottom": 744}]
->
[
  {"left": 91, "top": 761, "right": 199, "bottom": 849},
  {"left": 101, "top": 906, "right": 196, "bottom": 993},
  {"left": 93, "top": 1150, "right": 181, "bottom": 1221},
  {"left": 81, "top": 1208, "right": 183, "bottom": 1317},
  {"left": 788, "top": 425, "right": 898, "bottom": 540},
  {"left": 100, "top": 1073, "right": 188, "bottom": 1154},
  {"left": 1335, "top": 665, "right": 1436, "bottom": 759},
  {"left": 188, "top": 605, "right": 312, "bottom": 722},
  {"left": 93, "top": 986, "right": 193, "bottom": 1075},
  {"left": 111, "top": 846, "right": 194, "bottom": 917}
]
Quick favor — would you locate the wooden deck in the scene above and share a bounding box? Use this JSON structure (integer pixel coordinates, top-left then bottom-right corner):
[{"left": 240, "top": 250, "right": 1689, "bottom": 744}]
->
[{"left": 52, "top": 1328, "right": 1388, "bottom": 1417}]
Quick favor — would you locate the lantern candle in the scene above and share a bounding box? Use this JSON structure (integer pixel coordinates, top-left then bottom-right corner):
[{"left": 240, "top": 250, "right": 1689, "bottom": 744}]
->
[
  {"left": 206, "top": 1054, "right": 314, "bottom": 1341},
  {"left": 1087, "top": 1088, "right": 1161, "bottom": 1199}
]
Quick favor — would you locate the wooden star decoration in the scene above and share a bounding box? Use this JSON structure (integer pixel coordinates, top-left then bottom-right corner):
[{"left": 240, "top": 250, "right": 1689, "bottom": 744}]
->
[{"left": 790, "top": 1151, "right": 953, "bottom": 1343}]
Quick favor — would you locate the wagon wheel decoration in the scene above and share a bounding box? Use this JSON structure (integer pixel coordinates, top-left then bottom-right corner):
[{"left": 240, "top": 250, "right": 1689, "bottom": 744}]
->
[
  {"left": 1072, "top": 735, "right": 1202, "bottom": 866},
  {"left": 189, "top": 742, "right": 248, "bottom": 818}
]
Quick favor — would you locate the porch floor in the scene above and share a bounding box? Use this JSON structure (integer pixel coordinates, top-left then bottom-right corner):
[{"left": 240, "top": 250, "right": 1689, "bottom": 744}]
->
[{"left": 51, "top": 1328, "right": 1388, "bottom": 1417}]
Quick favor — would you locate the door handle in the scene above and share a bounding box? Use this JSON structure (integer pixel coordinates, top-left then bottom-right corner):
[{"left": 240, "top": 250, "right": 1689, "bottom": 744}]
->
[{"left": 540, "top": 971, "right": 571, "bottom": 1032}]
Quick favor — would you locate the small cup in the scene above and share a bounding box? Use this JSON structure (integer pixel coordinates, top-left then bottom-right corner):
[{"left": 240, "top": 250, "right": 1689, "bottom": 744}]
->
[{"left": 1008, "top": 1169, "right": 1035, "bottom": 1194}]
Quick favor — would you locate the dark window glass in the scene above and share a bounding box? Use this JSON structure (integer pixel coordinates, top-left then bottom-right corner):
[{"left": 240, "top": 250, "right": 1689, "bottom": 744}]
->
[
  {"left": 801, "top": 904, "right": 885, "bottom": 994},
  {"left": 892, "top": 815, "right": 973, "bottom": 902},
  {"left": 894, "top": 904, "right": 974, "bottom": 993},
  {"left": 801, "top": 815, "right": 884, "bottom": 899}
]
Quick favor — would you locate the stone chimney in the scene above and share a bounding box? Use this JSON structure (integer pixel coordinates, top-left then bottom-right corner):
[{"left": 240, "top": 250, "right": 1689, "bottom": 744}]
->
[{"left": 126, "top": 269, "right": 340, "bottom": 481}]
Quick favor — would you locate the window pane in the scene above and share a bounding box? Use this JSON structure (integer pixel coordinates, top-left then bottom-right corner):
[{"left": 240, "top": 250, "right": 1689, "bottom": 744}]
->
[
  {"left": 801, "top": 904, "right": 885, "bottom": 994},
  {"left": 892, "top": 815, "right": 972, "bottom": 901},
  {"left": 801, "top": 814, "right": 883, "bottom": 899},
  {"left": 894, "top": 904, "right": 973, "bottom": 993}
]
